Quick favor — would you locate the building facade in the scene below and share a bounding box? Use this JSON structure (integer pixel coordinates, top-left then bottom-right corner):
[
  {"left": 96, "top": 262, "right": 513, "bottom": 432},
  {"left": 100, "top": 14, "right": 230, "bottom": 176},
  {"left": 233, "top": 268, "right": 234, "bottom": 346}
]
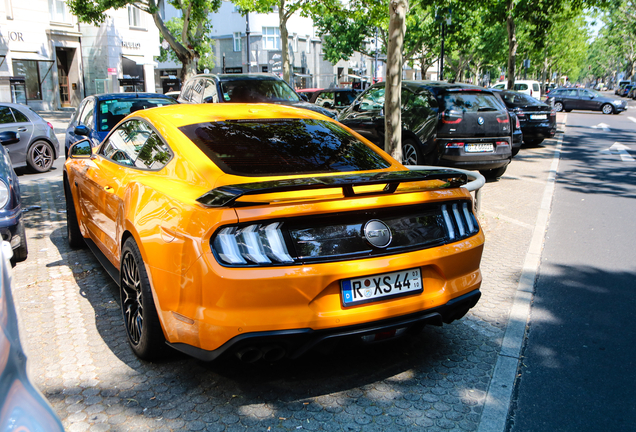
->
[
  {"left": 0, "top": 0, "right": 160, "bottom": 110},
  {"left": 156, "top": 2, "right": 383, "bottom": 91}
]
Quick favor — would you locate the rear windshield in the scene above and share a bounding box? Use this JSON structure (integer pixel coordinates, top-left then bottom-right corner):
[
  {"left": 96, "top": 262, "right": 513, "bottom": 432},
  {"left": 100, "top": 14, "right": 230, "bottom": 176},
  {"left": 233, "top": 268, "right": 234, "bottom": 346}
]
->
[
  {"left": 97, "top": 98, "right": 176, "bottom": 131},
  {"left": 501, "top": 92, "right": 544, "bottom": 107},
  {"left": 179, "top": 119, "right": 391, "bottom": 176},
  {"left": 442, "top": 92, "right": 506, "bottom": 112},
  {"left": 219, "top": 79, "right": 301, "bottom": 103}
]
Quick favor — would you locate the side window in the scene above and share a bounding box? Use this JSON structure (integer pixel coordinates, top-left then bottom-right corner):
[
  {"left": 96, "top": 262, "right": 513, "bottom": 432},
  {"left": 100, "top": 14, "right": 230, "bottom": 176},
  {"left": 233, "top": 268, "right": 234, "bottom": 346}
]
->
[
  {"left": 203, "top": 80, "right": 219, "bottom": 103},
  {"left": 565, "top": 89, "right": 578, "bottom": 97},
  {"left": 190, "top": 79, "right": 205, "bottom": 104},
  {"left": 513, "top": 83, "right": 528, "bottom": 91},
  {"left": 79, "top": 99, "right": 95, "bottom": 127},
  {"left": 316, "top": 91, "right": 335, "bottom": 108},
  {"left": 0, "top": 107, "right": 15, "bottom": 124},
  {"left": 100, "top": 120, "right": 172, "bottom": 170},
  {"left": 358, "top": 87, "right": 385, "bottom": 111},
  {"left": 532, "top": 83, "right": 540, "bottom": 92},
  {"left": 11, "top": 108, "right": 29, "bottom": 123},
  {"left": 180, "top": 80, "right": 194, "bottom": 102}
]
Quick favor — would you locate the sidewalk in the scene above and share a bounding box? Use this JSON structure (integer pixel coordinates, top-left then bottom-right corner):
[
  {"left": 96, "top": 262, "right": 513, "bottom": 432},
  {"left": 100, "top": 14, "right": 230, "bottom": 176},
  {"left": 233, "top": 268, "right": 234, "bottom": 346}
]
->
[{"left": 8, "top": 111, "right": 565, "bottom": 432}]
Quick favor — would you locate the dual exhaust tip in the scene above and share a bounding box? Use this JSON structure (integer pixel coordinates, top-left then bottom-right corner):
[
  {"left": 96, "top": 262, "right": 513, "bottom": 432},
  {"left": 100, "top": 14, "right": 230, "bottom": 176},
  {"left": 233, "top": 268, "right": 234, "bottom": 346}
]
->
[{"left": 235, "top": 345, "right": 287, "bottom": 363}]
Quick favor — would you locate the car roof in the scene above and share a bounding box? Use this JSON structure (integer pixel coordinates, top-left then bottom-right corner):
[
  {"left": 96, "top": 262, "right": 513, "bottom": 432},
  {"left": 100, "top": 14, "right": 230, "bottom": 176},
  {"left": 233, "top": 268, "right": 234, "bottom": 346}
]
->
[{"left": 93, "top": 93, "right": 174, "bottom": 101}]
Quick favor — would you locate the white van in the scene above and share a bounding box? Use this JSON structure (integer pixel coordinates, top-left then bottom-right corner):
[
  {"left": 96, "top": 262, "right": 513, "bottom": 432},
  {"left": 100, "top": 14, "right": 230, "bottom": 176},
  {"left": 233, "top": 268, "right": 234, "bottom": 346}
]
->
[{"left": 491, "top": 80, "right": 542, "bottom": 99}]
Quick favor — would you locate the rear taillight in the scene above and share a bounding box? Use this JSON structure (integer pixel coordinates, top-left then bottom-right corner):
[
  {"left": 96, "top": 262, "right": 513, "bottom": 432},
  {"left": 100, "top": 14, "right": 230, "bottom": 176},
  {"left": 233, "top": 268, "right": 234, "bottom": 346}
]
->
[
  {"left": 496, "top": 141, "right": 509, "bottom": 146},
  {"left": 514, "top": 108, "right": 526, "bottom": 118},
  {"left": 47, "top": 122, "right": 54, "bottom": 130},
  {"left": 445, "top": 142, "right": 464, "bottom": 149},
  {"left": 441, "top": 110, "right": 463, "bottom": 124},
  {"left": 212, "top": 222, "right": 293, "bottom": 265},
  {"left": 496, "top": 117, "right": 509, "bottom": 124},
  {"left": 515, "top": 116, "right": 521, "bottom": 129},
  {"left": 441, "top": 202, "right": 479, "bottom": 241}
]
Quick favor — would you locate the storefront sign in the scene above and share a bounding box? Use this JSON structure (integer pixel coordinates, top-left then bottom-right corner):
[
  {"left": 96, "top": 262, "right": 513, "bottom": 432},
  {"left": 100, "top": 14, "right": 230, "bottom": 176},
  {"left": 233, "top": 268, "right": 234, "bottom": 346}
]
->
[
  {"left": 108, "top": 68, "right": 117, "bottom": 75},
  {"left": 8, "top": 31, "right": 24, "bottom": 42},
  {"left": 121, "top": 41, "right": 141, "bottom": 49}
]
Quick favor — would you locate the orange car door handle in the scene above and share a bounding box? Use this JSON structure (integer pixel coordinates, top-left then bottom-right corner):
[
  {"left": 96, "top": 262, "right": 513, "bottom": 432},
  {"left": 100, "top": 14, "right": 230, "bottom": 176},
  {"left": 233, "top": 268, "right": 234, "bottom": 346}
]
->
[{"left": 104, "top": 186, "right": 114, "bottom": 193}]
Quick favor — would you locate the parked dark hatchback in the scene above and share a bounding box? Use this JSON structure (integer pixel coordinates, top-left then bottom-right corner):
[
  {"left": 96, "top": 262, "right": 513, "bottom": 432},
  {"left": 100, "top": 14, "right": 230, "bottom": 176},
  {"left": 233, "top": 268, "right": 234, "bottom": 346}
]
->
[
  {"left": 496, "top": 90, "right": 556, "bottom": 146},
  {"left": 338, "top": 81, "right": 513, "bottom": 178},
  {"left": 65, "top": 93, "right": 177, "bottom": 156},
  {"left": 546, "top": 87, "right": 626, "bottom": 114},
  {"left": 178, "top": 73, "right": 337, "bottom": 118}
]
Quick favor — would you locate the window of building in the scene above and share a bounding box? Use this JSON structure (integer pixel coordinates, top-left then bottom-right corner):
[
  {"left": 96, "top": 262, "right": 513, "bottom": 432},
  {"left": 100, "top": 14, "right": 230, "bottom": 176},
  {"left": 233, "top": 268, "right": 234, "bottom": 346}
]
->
[
  {"left": 292, "top": 34, "right": 298, "bottom": 52},
  {"left": 49, "top": 0, "right": 71, "bottom": 23},
  {"left": 262, "top": 27, "right": 280, "bottom": 51},
  {"left": 5, "top": 0, "right": 13, "bottom": 20},
  {"left": 12, "top": 60, "right": 42, "bottom": 100},
  {"left": 233, "top": 32, "right": 242, "bottom": 52},
  {"left": 128, "top": 5, "right": 144, "bottom": 28},
  {"left": 306, "top": 35, "right": 311, "bottom": 54}
]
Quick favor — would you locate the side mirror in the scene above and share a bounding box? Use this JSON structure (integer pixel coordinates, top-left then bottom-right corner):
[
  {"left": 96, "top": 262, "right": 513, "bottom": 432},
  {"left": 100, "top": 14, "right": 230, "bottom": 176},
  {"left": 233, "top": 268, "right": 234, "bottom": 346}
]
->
[
  {"left": 74, "top": 125, "right": 90, "bottom": 136},
  {"left": 0, "top": 131, "right": 20, "bottom": 145},
  {"left": 68, "top": 139, "right": 93, "bottom": 159}
]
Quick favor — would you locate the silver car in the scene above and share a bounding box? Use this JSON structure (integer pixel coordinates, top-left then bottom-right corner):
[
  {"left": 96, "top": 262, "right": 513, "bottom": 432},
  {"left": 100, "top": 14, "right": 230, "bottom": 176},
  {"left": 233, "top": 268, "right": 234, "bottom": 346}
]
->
[{"left": 0, "top": 103, "right": 60, "bottom": 173}]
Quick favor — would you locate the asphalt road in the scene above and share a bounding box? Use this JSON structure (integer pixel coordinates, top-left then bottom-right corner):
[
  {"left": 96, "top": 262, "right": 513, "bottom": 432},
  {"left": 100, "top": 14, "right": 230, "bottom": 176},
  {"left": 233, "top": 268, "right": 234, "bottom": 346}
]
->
[{"left": 508, "top": 108, "right": 636, "bottom": 430}]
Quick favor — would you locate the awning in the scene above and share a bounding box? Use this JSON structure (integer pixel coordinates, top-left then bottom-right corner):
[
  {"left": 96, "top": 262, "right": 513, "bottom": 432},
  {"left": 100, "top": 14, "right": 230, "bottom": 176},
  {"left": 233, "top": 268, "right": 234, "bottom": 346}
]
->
[
  {"left": 11, "top": 51, "right": 53, "bottom": 62},
  {"left": 123, "top": 55, "right": 157, "bottom": 67}
]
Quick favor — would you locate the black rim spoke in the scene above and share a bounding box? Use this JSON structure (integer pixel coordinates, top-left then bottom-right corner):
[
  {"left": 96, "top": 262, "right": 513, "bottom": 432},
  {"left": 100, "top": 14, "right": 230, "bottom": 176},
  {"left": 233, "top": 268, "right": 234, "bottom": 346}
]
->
[{"left": 121, "top": 251, "right": 143, "bottom": 345}]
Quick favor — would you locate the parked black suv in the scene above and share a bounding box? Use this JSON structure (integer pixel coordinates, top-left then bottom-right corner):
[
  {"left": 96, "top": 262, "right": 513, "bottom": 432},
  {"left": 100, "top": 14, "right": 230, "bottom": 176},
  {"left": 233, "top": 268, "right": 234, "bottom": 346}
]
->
[
  {"left": 177, "top": 73, "right": 336, "bottom": 118},
  {"left": 495, "top": 90, "right": 556, "bottom": 146},
  {"left": 338, "top": 81, "right": 513, "bottom": 178}
]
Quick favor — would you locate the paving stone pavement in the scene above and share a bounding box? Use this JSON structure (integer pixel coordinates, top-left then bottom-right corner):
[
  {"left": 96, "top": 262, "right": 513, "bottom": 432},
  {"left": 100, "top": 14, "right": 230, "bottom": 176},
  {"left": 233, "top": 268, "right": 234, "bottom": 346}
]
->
[{"left": 10, "top": 112, "right": 564, "bottom": 432}]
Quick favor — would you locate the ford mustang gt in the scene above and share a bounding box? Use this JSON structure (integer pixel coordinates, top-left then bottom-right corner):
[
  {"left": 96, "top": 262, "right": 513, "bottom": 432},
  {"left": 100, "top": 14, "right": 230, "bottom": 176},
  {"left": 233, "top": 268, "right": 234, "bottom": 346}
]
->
[{"left": 64, "top": 103, "right": 484, "bottom": 362}]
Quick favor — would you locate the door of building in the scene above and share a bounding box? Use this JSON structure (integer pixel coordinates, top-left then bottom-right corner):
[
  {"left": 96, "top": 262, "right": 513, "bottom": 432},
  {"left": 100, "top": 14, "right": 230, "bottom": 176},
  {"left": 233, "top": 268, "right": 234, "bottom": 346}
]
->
[{"left": 56, "top": 48, "right": 70, "bottom": 107}]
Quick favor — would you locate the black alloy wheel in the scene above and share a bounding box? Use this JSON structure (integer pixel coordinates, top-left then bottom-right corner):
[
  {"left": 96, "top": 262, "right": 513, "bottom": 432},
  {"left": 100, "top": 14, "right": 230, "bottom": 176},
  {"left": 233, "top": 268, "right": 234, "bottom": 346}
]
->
[
  {"left": 120, "top": 237, "right": 166, "bottom": 360},
  {"left": 402, "top": 140, "right": 421, "bottom": 166},
  {"left": 27, "top": 140, "right": 54, "bottom": 173}
]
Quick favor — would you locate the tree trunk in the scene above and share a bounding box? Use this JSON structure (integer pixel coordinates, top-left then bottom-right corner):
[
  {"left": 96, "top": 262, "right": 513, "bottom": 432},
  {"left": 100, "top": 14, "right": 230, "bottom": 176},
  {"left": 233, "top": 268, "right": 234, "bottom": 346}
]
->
[
  {"left": 279, "top": 0, "right": 291, "bottom": 85},
  {"left": 385, "top": 0, "right": 408, "bottom": 161},
  {"left": 152, "top": 9, "right": 197, "bottom": 82},
  {"left": 506, "top": 0, "right": 517, "bottom": 90}
]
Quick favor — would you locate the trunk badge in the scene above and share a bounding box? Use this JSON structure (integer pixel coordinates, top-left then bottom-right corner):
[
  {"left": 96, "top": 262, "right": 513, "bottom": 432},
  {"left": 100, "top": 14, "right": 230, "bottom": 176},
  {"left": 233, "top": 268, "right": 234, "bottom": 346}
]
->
[
  {"left": 363, "top": 220, "right": 392, "bottom": 248},
  {"left": 477, "top": 116, "right": 484, "bottom": 125}
]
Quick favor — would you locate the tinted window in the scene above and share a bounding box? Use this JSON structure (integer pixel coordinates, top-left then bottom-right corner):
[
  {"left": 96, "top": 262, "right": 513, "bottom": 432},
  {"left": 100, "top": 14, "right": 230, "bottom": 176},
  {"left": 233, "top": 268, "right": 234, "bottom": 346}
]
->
[
  {"left": 334, "top": 91, "right": 358, "bottom": 107},
  {"left": 220, "top": 79, "right": 300, "bottom": 103},
  {"left": 513, "top": 83, "right": 528, "bottom": 91},
  {"left": 501, "top": 92, "right": 543, "bottom": 107},
  {"left": 100, "top": 119, "right": 172, "bottom": 169},
  {"left": 97, "top": 97, "right": 176, "bottom": 131},
  {"left": 79, "top": 99, "right": 95, "bottom": 127},
  {"left": 0, "top": 107, "right": 15, "bottom": 124},
  {"left": 179, "top": 119, "right": 391, "bottom": 176},
  {"left": 532, "top": 83, "right": 540, "bottom": 92},
  {"left": 358, "top": 87, "right": 385, "bottom": 111},
  {"left": 442, "top": 92, "right": 505, "bottom": 112},
  {"left": 11, "top": 108, "right": 29, "bottom": 123},
  {"left": 316, "top": 91, "right": 335, "bottom": 108}
]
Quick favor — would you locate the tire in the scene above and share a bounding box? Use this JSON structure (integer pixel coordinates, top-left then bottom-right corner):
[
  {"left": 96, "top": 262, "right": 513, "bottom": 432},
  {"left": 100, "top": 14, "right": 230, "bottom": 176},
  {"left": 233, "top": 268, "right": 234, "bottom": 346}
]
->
[
  {"left": 27, "top": 140, "right": 54, "bottom": 173},
  {"left": 11, "top": 220, "right": 28, "bottom": 265},
  {"left": 120, "top": 237, "right": 166, "bottom": 360},
  {"left": 601, "top": 103, "right": 614, "bottom": 115},
  {"left": 401, "top": 139, "right": 422, "bottom": 166},
  {"left": 64, "top": 180, "right": 85, "bottom": 249},
  {"left": 479, "top": 165, "right": 508, "bottom": 180},
  {"left": 554, "top": 102, "right": 564, "bottom": 112}
]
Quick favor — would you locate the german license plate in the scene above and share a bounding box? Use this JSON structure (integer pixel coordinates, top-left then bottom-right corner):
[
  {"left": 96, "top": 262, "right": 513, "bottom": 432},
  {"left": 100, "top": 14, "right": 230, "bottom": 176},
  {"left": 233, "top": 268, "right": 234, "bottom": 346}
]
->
[
  {"left": 530, "top": 114, "right": 547, "bottom": 120},
  {"left": 465, "top": 143, "right": 494, "bottom": 153},
  {"left": 341, "top": 268, "right": 422, "bottom": 307}
]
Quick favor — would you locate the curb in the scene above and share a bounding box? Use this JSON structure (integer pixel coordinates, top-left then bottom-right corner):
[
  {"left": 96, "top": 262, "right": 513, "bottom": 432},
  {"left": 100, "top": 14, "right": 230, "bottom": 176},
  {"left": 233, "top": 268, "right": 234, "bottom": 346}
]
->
[{"left": 477, "top": 114, "right": 567, "bottom": 432}]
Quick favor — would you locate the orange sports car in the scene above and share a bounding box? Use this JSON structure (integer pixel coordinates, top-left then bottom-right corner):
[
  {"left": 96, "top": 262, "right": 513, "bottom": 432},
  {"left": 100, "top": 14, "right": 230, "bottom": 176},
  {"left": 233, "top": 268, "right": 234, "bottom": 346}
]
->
[{"left": 64, "top": 103, "right": 484, "bottom": 363}]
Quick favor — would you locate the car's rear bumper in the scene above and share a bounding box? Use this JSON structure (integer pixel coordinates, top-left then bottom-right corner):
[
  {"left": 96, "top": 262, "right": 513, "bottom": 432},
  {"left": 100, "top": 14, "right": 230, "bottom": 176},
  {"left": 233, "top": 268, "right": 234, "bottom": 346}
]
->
[
  {"left": 0, "top": 209, "right": 23, "bottom": 250},
  {"left": 167, "top": 288, "right": 482, "bottom": 362},
  {"left": 437, "top": 138, "right": 512, "bottom": 170}
]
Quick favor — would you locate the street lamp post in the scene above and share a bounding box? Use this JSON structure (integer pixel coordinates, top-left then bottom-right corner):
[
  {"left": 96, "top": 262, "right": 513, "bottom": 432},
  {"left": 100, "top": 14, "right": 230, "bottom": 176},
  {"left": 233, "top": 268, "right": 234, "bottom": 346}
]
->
[{"left": 437, "top": 9, "right": 451, "bottom": 81}]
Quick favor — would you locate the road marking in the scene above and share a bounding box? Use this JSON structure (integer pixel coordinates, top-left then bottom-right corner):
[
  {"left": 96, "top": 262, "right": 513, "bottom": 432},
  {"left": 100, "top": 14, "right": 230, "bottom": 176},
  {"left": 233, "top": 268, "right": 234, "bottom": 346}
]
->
[
  {"left": 628, "top": 116, "right": 636, "bottom": 123},
  {"left": 591, "top": 122, "right": 611, "bottom": 131},
  {"left": 600, "top": 142, "right": 635, "bottom": 162}
]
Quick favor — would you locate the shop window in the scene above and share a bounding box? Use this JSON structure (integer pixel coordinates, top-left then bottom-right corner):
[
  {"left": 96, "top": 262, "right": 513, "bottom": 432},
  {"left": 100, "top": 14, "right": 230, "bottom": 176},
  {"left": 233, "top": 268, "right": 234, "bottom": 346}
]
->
[
  {"left": 49, "top": 0, "right": 71, "bottom": 23},
  {"left": 262, "top": 27, "right": 280, "bottom": 50},
  {"left": 128, "top": 5, "right": 144, "bottom": 28},
  {"left": 233, "top": 32, "right": 242, "bottom": 52},
  {"left": 12, "top": 60, "right": 41, "bottom": 100}
]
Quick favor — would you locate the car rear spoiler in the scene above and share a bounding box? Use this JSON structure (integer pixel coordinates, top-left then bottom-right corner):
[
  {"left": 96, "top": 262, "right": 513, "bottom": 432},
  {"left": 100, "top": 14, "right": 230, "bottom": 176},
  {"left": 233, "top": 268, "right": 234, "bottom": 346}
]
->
[{"left": 196, "top": 169, "right": 468, "bottom": 208}]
